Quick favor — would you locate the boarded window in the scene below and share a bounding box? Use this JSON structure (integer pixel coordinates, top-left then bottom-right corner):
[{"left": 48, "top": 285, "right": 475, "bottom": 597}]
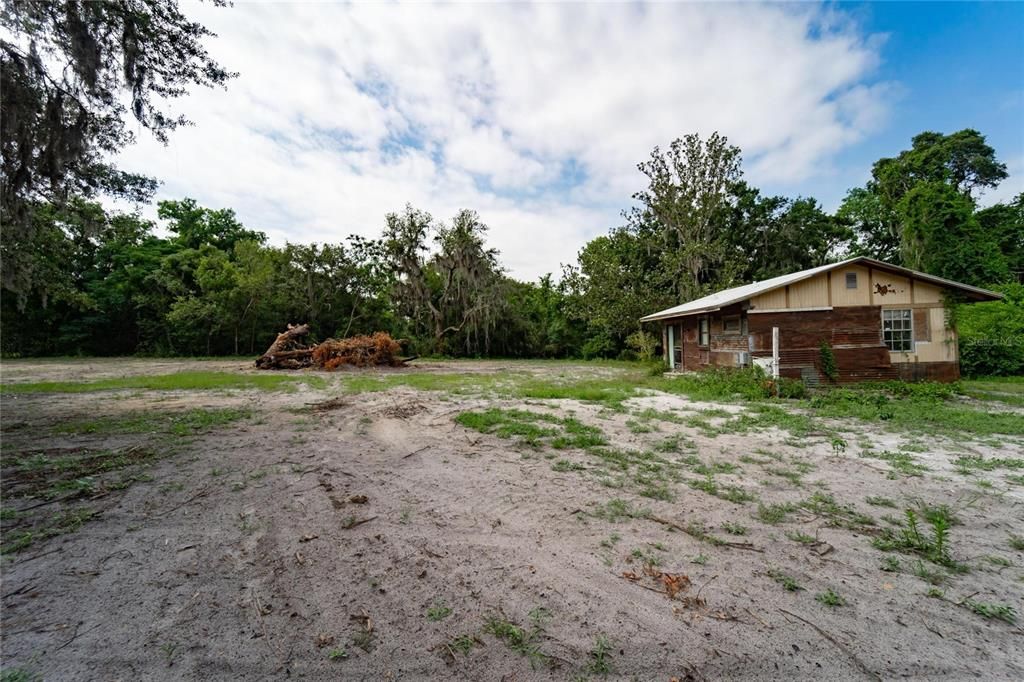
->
[
  {"left": 699, "top": 318, "right": 710, "bottom": 346},
  {"left": 882, "top": 309, "right": 913, "bottom": 352},
  {"left": 846, "top": 272, "right": 858, "bottom": 289},
  {"left": 913, "top": 309, "right": 931, "bottom": 342},
  {"left": 723, "top": 315, "right": 741, "bottom": 333}
]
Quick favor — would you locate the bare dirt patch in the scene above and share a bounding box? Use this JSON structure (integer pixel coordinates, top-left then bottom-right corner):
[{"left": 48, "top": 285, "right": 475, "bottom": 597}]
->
[{"left": 1, "top": 359, "right": 1022, "bottom": 680}]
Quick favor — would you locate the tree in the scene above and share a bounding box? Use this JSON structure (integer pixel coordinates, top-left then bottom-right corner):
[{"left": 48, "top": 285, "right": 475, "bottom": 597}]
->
[
  {"left": 897, "top": 181, "right": 1008, "bottom": 286},
  {"left": 159, "top": 198, "right": 266, "bottom": 252},
  {"left": 627, "top": 132, "right": 743, "bottom": 301},
  {"left": 1, "top": 0, "right": 234, "bottom": 300},
  {"left": 841, "top": 129, "right": 1009, "bottom": 266},
  {"left": 976, "top": 193, "right": 1024, "bottom": 281}
]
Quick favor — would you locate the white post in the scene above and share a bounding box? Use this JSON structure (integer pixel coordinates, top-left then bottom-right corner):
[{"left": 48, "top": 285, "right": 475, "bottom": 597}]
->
[
  {"left": 667, "top": 325, "right": 675, "bottom": 370},
  {"left": 771, "top": 327, "right": 780, "bottom": 379}
]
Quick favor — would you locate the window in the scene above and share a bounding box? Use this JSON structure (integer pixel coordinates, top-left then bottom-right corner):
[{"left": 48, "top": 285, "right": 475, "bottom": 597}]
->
[
  {"left": 882, "top": 309, "right": 913, "bottom": 352},
  {"left": 723, "top": 315, "right": 741, "bottom": 334},
  {"left": 846, "top": 272, "right": 858, "bottom": 289},
  {"left": 698, "top": 317, "right": 710, "bottom": 346}
]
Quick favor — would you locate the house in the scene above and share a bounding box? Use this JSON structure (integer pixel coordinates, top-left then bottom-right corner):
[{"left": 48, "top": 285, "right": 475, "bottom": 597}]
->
[{"left": 639, "top": 257, "right": 1002, "bottom": 383}]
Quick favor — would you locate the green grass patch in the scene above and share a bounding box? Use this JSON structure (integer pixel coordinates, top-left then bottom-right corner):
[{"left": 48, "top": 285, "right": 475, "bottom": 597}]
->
[
  {"left": 57, "top": 407, "right": 251, "bottom": 437},
  {"left": 1, "top": 371, "right": 324, "bottom": 394},
  {"left": 455, "top": 408, "right": 606, "bottom": 449}
]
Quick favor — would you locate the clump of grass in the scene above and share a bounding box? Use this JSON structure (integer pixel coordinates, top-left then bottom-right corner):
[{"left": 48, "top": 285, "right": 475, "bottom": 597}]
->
[
  {"left": 552, "top": 459, "right": 584, "bottom": 472},
  {"left": 426, "top": 602, "right": 452, "bottom": 621},
  {"left": 587, "top": 635, "right": 613, "bottom": 676},
  {"left": 58, "top": 407, "right": 251, "bottom": 437},
  {"left": 591, "top": 498, "right": 649, "bottom": 523},
  {"left": 881, "top": 556, "right": 901, "bottom": 572},
  {"left": 756, "top": 502, "right": 797, "bottom": 524},
  {"left": 963, "top": 600, "right": 1016, "bottom": 624},
  {"left": 1008, "top": 534, "right": 1024, "bottom": 551},
  {"left": 484, "top": 608, "right": 552, "bottom": 669},
  {"left": 859, "top": 450, "right": 929, "bottom": 477},
  {"left": 455, "top": 408, "right": 606, "bottom": 449},
  {"left": 872, "top": 508, "right": 966, "bottom": 573},
  {"left": 865, "top": 496, "right": 898, "bottom": 508},
  {"left": 768, "top": 568, "right": 802, "bottom": 591},
  {"left": 952, "top": 455, "right": 1024, "bottom": 473},
  {"left": 786, "top": 530, "right": 816, "bottom": 545},
  {"left": 801, "top": 492, "right": 875, "bottom": 529},
  {"left": 815, "top": 588, "right": 846, "bottom": 607},
  {"left": 450, "top": 634, "right": 479, "bottom": 656},
  {"left": 2, "top": 371, "right": 323, "bottom": 394},
  {"left": 721, "top": 521, "right": 747, "bottom": 536}
]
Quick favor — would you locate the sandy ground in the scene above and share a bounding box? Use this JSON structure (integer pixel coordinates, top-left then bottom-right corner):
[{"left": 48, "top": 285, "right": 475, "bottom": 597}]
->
[{"left": 1, "top": 359, "right": 1022, "bottom": 681}]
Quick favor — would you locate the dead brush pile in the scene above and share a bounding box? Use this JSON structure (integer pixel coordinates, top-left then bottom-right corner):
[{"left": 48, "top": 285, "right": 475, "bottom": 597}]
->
[
  {"left": 312, "top": 332, "right": 403, "bottom": 369},
  {"left": 255, "top": 324, "right": 408, "bottom": 370}
]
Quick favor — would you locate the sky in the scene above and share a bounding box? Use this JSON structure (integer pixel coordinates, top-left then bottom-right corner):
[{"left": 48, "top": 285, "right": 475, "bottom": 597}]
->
[{"left": 116, "top": 1, "right": 1024, "bottom": 281}]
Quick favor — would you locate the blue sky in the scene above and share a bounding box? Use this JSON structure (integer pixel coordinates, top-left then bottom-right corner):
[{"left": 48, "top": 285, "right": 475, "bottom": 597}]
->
[
  {"left": 119, "top": 1, "right": 1024, "bottom": 280},
  {"left": 799, "top": 1, "right": 1024, "bottom": 208}
]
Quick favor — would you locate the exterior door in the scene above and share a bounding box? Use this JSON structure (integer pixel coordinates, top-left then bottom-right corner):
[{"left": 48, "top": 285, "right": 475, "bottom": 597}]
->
[{"left": 673, "top": 324, "right": 683, "bottom": 369}]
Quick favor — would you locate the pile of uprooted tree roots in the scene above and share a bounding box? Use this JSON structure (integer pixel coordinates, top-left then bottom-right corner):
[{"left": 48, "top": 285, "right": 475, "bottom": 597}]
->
[{"left": 255, "top": 324, "right": 410, "bottom": 370}]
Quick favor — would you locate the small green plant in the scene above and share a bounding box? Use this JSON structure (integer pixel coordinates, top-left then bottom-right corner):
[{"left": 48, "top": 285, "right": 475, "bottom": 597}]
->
[
  {"left": 328, "top": 648, "right": 348, "bottom": 660},
  {"left": 427, "top": 602, "right": 452, "bottom": 621},
  {"left": 1009, "top": 534, "right": 1024, "bottom": 551},
  {"left": 721, "top": 521, "right": 747, "bottom": 536},
  {"left": 756, "top": 502, "right": 796, "bottom": 524},
  {"left": 872, "top": 509, "right": 965, "bottom": 572},
  {"left": 865, "top": 496, "right": 897, "bottom": 508},
  {"left": 587, "top": 635, "right": 614, "bottom": 675},
  {"left": 815, "top": 588, "right": 846, "bottom": 607},
  {"left": 484, "top": 610, "right": 551, "bottom": 669},
  {"left": 691, "top": 553, "right": 709, "bottom": 565},
  {"left": 450, "top": 634, "right": 478, "bottom": 656},
  {"left": 768, "top": 568, "right": 801, "bottom": 592},
  {"left": 926, "top": 588, "right": 944, "bottom": 599},
  {"left": 964, "top": 600, "right": 1016, "bottom": 624},
  {"left": 786, "top": 530, "right": 816, "bottom": 545},
  {"left": 880, "top": 556, "right": 901, "bottom": 572},
  {"left": 819, "top": 341, "right": 838, "bottom": 383},
  {"left": 599, "top": 533, "right": 621, "bottom": 549}
]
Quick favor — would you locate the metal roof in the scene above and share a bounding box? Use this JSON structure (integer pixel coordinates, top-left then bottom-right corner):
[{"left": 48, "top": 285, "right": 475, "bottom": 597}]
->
[{"left": 639, "top": 257, "right": 1002, "bottom": 322}]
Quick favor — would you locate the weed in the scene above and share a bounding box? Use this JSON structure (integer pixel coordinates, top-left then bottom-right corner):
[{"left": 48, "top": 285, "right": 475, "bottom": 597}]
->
[
  {"left": 587, "top": 635, "right": 614, "bottom": 676},
  {"left": 963, "top": 600, "right": 1016, "bottom": 624},
  {"left": 952, "top": 455, "right": 1024, "bottom": 473},
  {"left": 985, "top": 555, "right": 1012, "bottom": 568},
  {"left": 926, "top": 588, "right": 944, "bottom": 599},
  {"left": 815, "top": 588, "right": 846, "bottom": 607},
  {"left": 756, "top": 502, "right": 797, "bottom": 524},
  {"left": 881, "top": 556, "right": 901, "bottom": 572},
  {"left": 859, "top": 450, "right": 928, "bottom": 477},
  {"left": 865, "top": 496, "right": 897, "bottom": 508},
  {"left": 328, "top": 648, "right": 348, "bottom": 660},
  {"left": 1, "top": 371, "right": 324, "bottom": 394},
  {"left": 801, "top": 492, "right": 875, "bottom": 529},
  {"left": 691, "top": 554, "right": 709, "bottom": 565},
  {"left": 352, "top": 629, "right": 374, "bottom": 652},
  {"left": 450, "top": 634, "right": 479, "bottom": 656},
  {"left": 1009, "top": 534, "right": 1024, "bottom": 551},
  {"left": 456, "top": 408, "right": 606, "bottom": 449},
  {"left": 721, "top": 521, "right": 748, "bottom": 536},
  {"left": 58, "top": 407, "right": 250, "bottom": 437},
  {"left": 786, "top": 530, "right": 816, "bottom": 545},
  {"left": 872, "top": 508, "right": 966, "bottom": 574},
  {"left": 553, "top": 459, "right": 585, "bottom": 472},
  {"left": 591, "top": 499, "right": 649, "bottom": 523},
  {"left": 484, "top": 611, "right": 551, "bottom": 669},
  {"left": 599, "top": 533, "right": 621, "bottom": 549},
  {"left": 427, "top": 602, "right": 453, "bottom": 621},
  {"left": 768, "top": 568, "right": 802, "bottom": 591}
]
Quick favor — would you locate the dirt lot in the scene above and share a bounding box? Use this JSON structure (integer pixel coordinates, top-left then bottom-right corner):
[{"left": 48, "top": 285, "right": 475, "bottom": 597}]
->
[{"left": 1, "top": 359, "right": 1022, "bottom": 680}]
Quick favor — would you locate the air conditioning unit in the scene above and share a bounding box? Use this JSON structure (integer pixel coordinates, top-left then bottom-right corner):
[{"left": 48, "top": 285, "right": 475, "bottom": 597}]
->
[{"left": 737, "top": 351, "right": 750, "bottom": 366}]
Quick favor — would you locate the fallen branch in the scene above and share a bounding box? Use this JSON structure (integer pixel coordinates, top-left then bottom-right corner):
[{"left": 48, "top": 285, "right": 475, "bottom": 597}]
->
[{"left": 648, "top": 515, "right": 764, "bottom": 552}]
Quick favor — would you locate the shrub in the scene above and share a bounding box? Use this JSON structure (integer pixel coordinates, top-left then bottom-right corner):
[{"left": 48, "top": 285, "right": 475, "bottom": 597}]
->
[
  {"left": 957, "top": 283, "right": 1024, "bottom": 377},
  {"left": 819, "top": 341, "right": 838, "bottom": 383}
]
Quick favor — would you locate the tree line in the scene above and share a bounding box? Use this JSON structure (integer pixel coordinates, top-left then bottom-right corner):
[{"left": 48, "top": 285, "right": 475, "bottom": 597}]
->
[
  {"left": 3, "top": 127, "right": 1021, "bottom": 373},
  {"left": 2, "top": 2, "right": 1021, "bottom": 373}
]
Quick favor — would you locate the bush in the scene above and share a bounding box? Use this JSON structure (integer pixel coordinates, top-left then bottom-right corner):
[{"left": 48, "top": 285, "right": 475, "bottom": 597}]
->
[
  {"left": 957, "top": 283, "right": 1024, "bottom": 377},
  {"left": 626, "top": 330, "right": 658, "bottom": 362},
  {"left": 658, "top": 366, "right": 805, "bottom": 401}
]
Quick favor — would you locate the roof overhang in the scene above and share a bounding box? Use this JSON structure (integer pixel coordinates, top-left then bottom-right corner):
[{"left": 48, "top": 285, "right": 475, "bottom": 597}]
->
[{"left": 640, "top": 257, "right": 1003, "bottom": 324}]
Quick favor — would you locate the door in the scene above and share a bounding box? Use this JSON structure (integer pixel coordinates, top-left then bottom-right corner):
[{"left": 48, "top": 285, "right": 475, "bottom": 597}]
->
[{"left": 673, "top": 324, "right": 683, "bottom": 369}]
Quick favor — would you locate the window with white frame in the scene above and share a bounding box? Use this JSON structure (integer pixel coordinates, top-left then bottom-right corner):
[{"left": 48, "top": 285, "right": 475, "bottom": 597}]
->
[
  {"left": 698, "top": 317, "right": 710, "bottom": 346},
  {"left": 882, "top": 309, "right": 913, "bottom": 352}
]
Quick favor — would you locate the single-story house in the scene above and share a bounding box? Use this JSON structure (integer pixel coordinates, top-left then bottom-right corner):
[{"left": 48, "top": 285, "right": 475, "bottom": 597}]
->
[{"left": 640, "top": 257, "right": 1002, "bottom": 383}]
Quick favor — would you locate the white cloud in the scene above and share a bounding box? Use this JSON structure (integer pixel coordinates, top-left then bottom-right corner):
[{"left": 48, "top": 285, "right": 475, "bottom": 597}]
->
[{"left": 115, "top": 1, "right": 891, "bottom": 280}]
